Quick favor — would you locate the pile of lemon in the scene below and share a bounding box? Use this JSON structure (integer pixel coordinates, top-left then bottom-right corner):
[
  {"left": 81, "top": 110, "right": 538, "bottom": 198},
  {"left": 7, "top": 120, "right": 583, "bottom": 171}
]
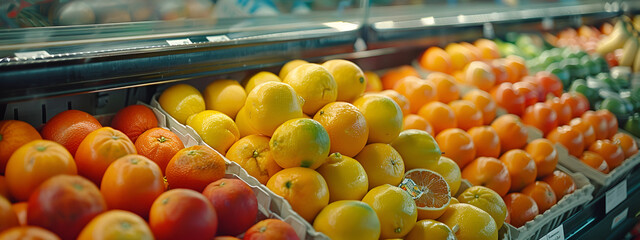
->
[{"left": 158, "top": 59, "right": 506, "bottom": 240}]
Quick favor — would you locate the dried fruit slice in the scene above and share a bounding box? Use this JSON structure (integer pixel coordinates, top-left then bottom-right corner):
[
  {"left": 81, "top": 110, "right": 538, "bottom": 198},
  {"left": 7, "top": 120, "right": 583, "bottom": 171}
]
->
[{"left": 402, "top": 169, "right": 451, "bottom": 220}]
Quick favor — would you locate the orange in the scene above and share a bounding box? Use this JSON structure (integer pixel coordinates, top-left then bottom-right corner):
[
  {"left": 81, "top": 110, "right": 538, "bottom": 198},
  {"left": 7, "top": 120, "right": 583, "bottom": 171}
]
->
[
  {"left": 521, "top": 181, "right": 557, "bottom": 213},
  {"left": 462, "top": 89, "right": 497, "bottom": 125},
  {"left": 314, "top": 102, "right": 368, "bottom": 157},
  {"left": 403, "top": 114, "right": 434, "bottom": 135},
  {"left": 596, "top": 110, "right": 618, "bottom": 139},
  {"left": 266, "top": 167, "right": 329, "bottom": 223},
  {"left": 547, "top": 125, "right": 584, "bottom": 158},
  {"left": 522, "top": 103, "right": 558, "bottom": 136},
  {"left": 149, "top": 189, "right": 218, "bottom": 240},
  {"left": 496, "top": 59, "right": 520, "bottom": 83},
  {"left": 580, "top": 151, "right": 610, "bottom": 174},
  {"left": 505, "top": 56, "right": 528, "bottom": 81},
  {"left": 316, "top": 153, "right": 369, "bottom": 202},
  {"left": 500, "top": 149, "right": 537, "bottom": 192},
  {"left": 355, "top": 143, "right": 405, "bottom": 189},
  {"left": 522, "top": 76, "right": 546, "bottom": 102},
  {"left": 244, "top": 219, "right": 299, "bottom": 240},
  {"left": 377, "top": 90, "right": 411, "bottom": 117},
  {"left": 100, "top": 155, "right": 164, "bottom": 219},
  {"left": 0, "top": 120, "right": 41, "bottom": 174},
  {"left": 589, "top": 139, "right": 625, "bottom": 170},
  {"left": 474, "top": 39, "right": 501, "bottom": 60},
  {"left": 546, "top": 98, "right": 572, "bottom": 126},
  {"left": 270, "top": 118, "right": 330, "bottom": 169},
  {"left": 436, "top": 203, "right": 498, "bottom": 240},
  {"left": 419, "top": 47, "right": 453, "bottom": 74},
  {"left": 542, "top": 170, "right": 576, "bottom": 200},
  {"left": 582, "top": 110, "right": 609, "bottom": 140},
  {"left": 467, "top": 126, "right": 500, "bottom": 158},
  {"left": 134, "top": 128, "right": 184, "bottom": 174},
  {"left": 0, "top": 176, "right": 8, "bottom": 200},
  {"left": 445, "top": 43, "right": 472, "bottom": 72},
  {"left": 457, "top": 186, "right": 508, "bottom": 228},
  {"left": 225, "top": 135, "right": 282, "bottom": 185},
  {"left": 203, "top": 80, "right": 247, "bottom": 119},
  {"left": 491, "top": 114, "right": 528, "bottom": 153},
  {"left": 561, "top": 92, "right": 590, "bottom": 118},
  {"left": 435, "top": 128, "right": 475, "bottom": 168},
  {"left": 513, "top": 81, "right": 539, "bottom": 107},
  {"left": 11, "top": 202, "right": 27, "bottom": 226},
  {"left": 0, "top": 226, "right": 60, "bottom": 240},
  {"left": 491, "top": 82, "right": 525, "bottom": 116},
  {"left": 110, "top": 105, "right": 158, "bottom": 143},
  {"left": 5, "top": 140, "right": 77, "bottom": 202},
  {"left": 464, "top": 61, "right": 496, "bottom": 92},
  {"left": 353, "top": 94, "right": 403, "bottom": 144},
  {"left": 426, "top": 72, "right": 460, "bottom": 104},
  {"left": 613, "top": 132, "right": 638, "bottom": 158},
  {"left": 391, "top": 129, "right": 441, "bottom": 171},
  {"left": 404, "top": 169, "right": 451, "bottom": 220},
  {"left": 570, "top": 118, "right": 596, "bottom": 149},
  {"left": 41, "top": 110, "right": 102, "bottom": 156},
  {"left": 165, "top": 145, "right": 226, "bottom": 192},
  {"left": 503, "top": 193, "right": 539, "bottom": 228},
  {"left": 364, "top": 71, "right": 383, "bottom": 93},
  {"left": 361, "top": 184, "right": 417, "bottom": 239},
  {"left": 393, "top": 76, "right": 437, "bottom": 113},
  {"left": 418, "top": 102, "right": 457, "bottom": 134},
  {"left": 462, "top": 157, "right": 511, "bottom": 197},
  {"left": 535, "top": 71, "right": 563, "bottom": 97},
  {"left": 0, "top": 196, "right": 19, "bottom": 233},
  {"left": 460, "top": 42, "right": 482, "bottom": 62},
  {"left": 75, "top": 127, "right": 137, "bottom": 185},
  {"left": 489, "top": 60, "right": 510, "bottom": 85},
  {"left": 449, "top": 100, "right": 483, "bottom": 131},
  {"left": 525, "top": 139, "right": 558, "bottom": 178},
  {"left": 380, "top": 65, "right": 420, "bottom": 90},
  {"left": 78, "top": 210, "right": 154, "bottom": 240}
]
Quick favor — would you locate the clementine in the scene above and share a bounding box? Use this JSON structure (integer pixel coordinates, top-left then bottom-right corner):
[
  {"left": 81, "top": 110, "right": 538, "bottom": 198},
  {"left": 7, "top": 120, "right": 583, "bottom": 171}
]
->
[
  {"left": 134, "top": 127, "right": 184, "bottom": 174},
  {"left": 503, "top": 193, "right": 539, "bottom": 228},
  {"left": 41, "top": 110, "right": 102, "bottom": 156},
  {"left": 580, "top": 151, "right": 610, "bottom": 174},
  {"left": 525, "top": 139, "right": 558, "bottom": 178},
  {"left": 435, "top": 128, "right": 476, "bottom": 168},
  {"left": 542, "top": 170, "right": 576, "bottom": 200},
  {"left": 110, "top": 105, "right": 158, "bottom": 143},
  {"left": 521, "top": 181, "right": 557, "bottom": 213},
  {"left": 500, "top": 149, "right": 537, "bottom": 192},
  {"left": 75, "top": 127, "right": 137, "bottom": 185},
  {"left": 491, "top": 114, "right": 528, "bottom": 153},
  {"left": 589, "top": 140, "right": 624, "bottom": 169},
  {"left": 467, "top": 126, "right": 500, "bottom": 158},
  {"left": 418, "top": 101, "right": 457, "bottom": 134},
  {"left": 462, "top": 157, "right": 511, "bottom": 197},
  {"left": 0, "top": 120, "right": 41, "bottom": 174},
  {"left": 165, "top": 145, "right": 226, "bottom": 192}
]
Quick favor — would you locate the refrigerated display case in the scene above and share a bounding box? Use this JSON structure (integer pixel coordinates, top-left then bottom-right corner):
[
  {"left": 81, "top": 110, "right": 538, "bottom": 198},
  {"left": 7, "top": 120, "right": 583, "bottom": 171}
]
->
[{"left": 2, "top": 0, "right": 640, "bottom": 239}]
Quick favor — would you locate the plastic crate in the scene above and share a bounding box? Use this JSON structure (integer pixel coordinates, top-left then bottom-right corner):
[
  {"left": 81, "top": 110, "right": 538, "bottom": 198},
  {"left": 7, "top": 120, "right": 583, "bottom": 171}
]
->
[{"left": 150, "top": 94, "right": 329, "bottom": 240}]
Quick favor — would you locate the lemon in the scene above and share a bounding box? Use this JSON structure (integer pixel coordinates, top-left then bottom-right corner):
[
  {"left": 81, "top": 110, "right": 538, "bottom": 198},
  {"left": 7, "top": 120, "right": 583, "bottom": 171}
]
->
[
  {"left": 405, "top": 219, "right": 455, "bottom": 240},
  {"left": 270, "top": 118, "right": 330, "bottom": 169},
  {"left": 364, "top": 71, "right": 382, "bottom": 92},
  {"left": 244, "top": 71, "right": 281, "bottom": 94},
  {"left": 437, "top": 203, "right": 498, "bottom": 240},
  {"left": 158, "top": 84, "right": 205, "bottom": 124},
  {"left": 353, "top": 94, "right": 403, "bottom": 144},
  {"left": 186, "top": 110, "right": 239, "bottom": 155},
  {"left": 355, "top": 143, "right": 405, "bottom": 189},
  {"left": 279, "top": 59, "right": 309, "bottom": 79},
  {"left": 313, "top": 200, "right": 381, "bottom": 240},
  {"left": 322, "top": 59, "right": 366, "bottom": 102},
  {"left": 362, "top": 184, "right": 418, "bottom": 239},
  {"left": 390, "top": 129, "right": 441, "bottom": 170},
  {"left": 203, "top": 80, "right": 246, "bottom": 119},
  {"left": 458, "top": 186, "right": 507, "bottom": 228},
  {"left": 244, "top": 81, "right": 304, "bottom": 136},
  {"left": 316, "top": 153, "right": 369, "bottom": 202},
  {"left": 283, "top": 63, "right": 338, "bottom": 115},
  {"left": 225, "top": 135, "right": 282, "bottom": 184},
  {"left": 235, "top": 106, "right": 260, "bottom": 137},
  {"left": 424, "top": 156, "right": 462, "bottom": 195},
  {"left": 450, "top": 197, "right": 459, "bottom": 204}
]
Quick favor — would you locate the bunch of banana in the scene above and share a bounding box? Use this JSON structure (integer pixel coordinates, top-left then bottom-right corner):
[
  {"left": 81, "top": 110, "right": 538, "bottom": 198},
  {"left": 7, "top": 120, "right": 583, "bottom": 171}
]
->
[
  {"left": 595, "top": 17, "right": 633, "bottom": 56},
  {"left": 597, "top": 16, "right": 640, "bottom": 72}
]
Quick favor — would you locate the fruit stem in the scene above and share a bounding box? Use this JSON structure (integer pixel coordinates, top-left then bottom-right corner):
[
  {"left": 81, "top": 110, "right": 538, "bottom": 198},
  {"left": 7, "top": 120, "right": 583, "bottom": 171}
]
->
[
  {"left": 252, "top": 150, "right": 259, "bottom": 158},
  {"left": 0, "top": 134, "right": 3, "bottom": 141},
  {"left": 36, "top": 145, "right": 47, "bottom": 152},
  {"left": 158, "top": 136, "right": 167, "bottom": 143}
]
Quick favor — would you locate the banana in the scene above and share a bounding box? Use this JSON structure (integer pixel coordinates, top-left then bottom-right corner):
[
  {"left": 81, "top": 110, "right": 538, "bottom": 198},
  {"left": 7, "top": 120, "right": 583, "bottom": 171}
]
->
[
  {"left": 596, "top": 19, "right": 631, "bottom": 55},
  {"left": 634, "top": 41, "right": 640, "bottom": 72},
  {"left": 619, "top": 34, "right": 639, "bottom": 67}
]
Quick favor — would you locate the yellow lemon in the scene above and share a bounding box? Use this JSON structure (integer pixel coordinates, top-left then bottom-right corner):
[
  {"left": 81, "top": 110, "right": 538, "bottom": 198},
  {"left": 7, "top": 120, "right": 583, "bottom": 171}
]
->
[
  {"left": 437, "top": 203, "right": 498, "bottom": 240},
  {"left": 313, "top": 102, "right": 368, "bottom": 157},
  {"left": 355, "top": 143, "right": 404, "bottom": 189},
  {"left": 283, "top": 63, "right": 338, "bottom": 115},
  {"left": 450, "top": 197, "right": 459, "bottom": 204},
  {"left": 362, "top": 184, "right": 418, "bottom": 239},
  {"left": 316, "top": 153, "right": 369, "bottom": 202},
  {"left": 234, "top": 106, "right": 260, "bottom": 137},
  {"left": 424, "top": 156, "right": 462, "bottom": 195},
  {"left": 158, "top": 84, "right": 205, "bottom": 124},
  {"left": 186, "top": 110, "right": 239, "bottom": 155},
  {"left": 244, "top": 81, "right": 304, "bottom": 136},
  {"left": 269, "top": 118, "right": 330, "bottom": 169},
  {"left": 322, "top": 59, "right": 366, "bottom": 102},
  {"left": 203, "top": 80, "right": 246, "bottom": 119},
  {"left": 364, "top": 71, "right": 382, "bottom": 93},
  {"left": 353, "top": 94, "right": 403, "bottom": 144},
  {"left": 390, "top": 129, "right": 441, "bottom": 170},
  {"left": 457, "top": 186, "right": 507, "bottom": 228},
  {"left": 313, "top": 200, "right": 381, "bottom": 240},
  {"left": 405, "top": 219, "right": 455, "bottom": 240},
  {"left": 244, "top": 71, "right": 281, "bottom": 94},
  {"left": 279, "top": 59, "right": 309, "bottom": 79},
  {"left": 266, "top": 167, "right": 329, "bottom": 222},
  {"left": 225, "top": 135, "right": 282, "bottom": 184}
]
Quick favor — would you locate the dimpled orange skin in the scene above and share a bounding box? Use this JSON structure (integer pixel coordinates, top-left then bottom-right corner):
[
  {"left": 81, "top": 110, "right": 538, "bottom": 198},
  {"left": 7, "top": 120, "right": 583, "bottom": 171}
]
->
[
  {"left": 491, "top": 115, "right": 528, "bottom": 153},
  {"left": 436, "top": 128, "right": 476, "bottom": 169}
]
